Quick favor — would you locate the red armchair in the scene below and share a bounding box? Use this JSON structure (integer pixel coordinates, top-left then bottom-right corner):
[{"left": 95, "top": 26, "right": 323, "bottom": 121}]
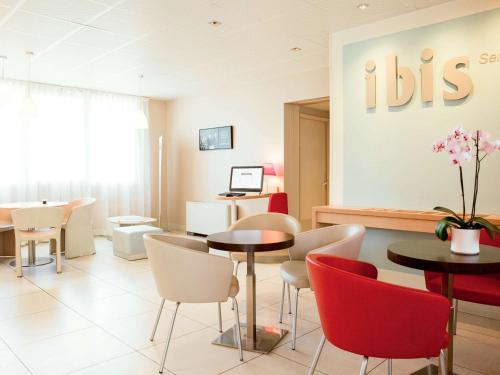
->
[
  {"left": 306, "top": 254, "right": 450, "bottom": 375},
  {"left": 425, "top": 230, "right": 500, "bottom": 333},
  {"left": 267, "top": 192, "right": 288, "bottom": 214}
]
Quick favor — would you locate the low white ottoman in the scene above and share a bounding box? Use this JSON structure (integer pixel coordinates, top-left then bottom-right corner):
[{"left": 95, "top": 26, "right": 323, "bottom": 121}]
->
[{"left": 113, "top": 225, "right": 163, "bottom": 260}]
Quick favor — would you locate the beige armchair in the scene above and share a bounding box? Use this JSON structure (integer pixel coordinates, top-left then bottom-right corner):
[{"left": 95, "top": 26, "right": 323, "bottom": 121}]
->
[
  {"left": 144, "top": 234, "right": 243, "bottom": 373},
  {"left": 229, "top": 213, "right": 301, "bottom": 274},
  {"left": 280, "top": 224, "right": 366, "bottom": 349},
  {"left": 56, "top": 198, "right": 96, "bottom": 259}
]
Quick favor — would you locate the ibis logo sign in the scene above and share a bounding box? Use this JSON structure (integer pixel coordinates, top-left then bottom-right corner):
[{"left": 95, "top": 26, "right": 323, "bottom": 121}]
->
[{"left": 365, "top": 49, "right": 473, "bottom": 109}]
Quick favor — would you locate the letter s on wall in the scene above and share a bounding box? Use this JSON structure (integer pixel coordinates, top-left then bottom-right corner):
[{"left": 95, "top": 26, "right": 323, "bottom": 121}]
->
[{"left": 442, "top": 56, "right": 473, "bottom": 100}]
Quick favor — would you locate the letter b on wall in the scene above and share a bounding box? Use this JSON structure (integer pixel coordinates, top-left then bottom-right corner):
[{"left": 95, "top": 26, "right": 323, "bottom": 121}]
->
[{"left": 386, "top": 54, "right": 415, "bottom": 107}]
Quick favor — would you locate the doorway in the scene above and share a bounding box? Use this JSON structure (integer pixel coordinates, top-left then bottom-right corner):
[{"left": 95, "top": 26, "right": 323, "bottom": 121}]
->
[{"left": 284, "top": 97, "right": 330, "bottom": 230}]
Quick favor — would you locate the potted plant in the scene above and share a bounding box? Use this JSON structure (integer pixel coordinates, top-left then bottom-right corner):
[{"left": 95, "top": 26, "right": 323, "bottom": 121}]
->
[{"left": 432, "top": 128, "right": 500, "bottom": 254}]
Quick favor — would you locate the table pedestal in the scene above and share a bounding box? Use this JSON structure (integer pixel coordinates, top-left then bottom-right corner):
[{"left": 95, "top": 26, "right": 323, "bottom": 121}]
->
[
  {"left": 9, "top": 240, "right": 54, "bottom": 268},
  {"left": 443, "top": 273, "right": 456, "bottom": 375},
  {"left": 212, "top": 251, "right": 288, "bottom": 353},
  {"left": 212, "top": 324, "right": 288, "bottom": 353}
]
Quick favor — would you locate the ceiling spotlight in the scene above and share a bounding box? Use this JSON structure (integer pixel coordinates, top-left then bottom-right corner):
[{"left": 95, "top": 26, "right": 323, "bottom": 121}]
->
[
  {"left": 357, "top": 3, "right": 369, "bottom": 10},
  {"left": 208, "top": 20, "right": 222, "bottom": 26},
  {"left": 291, "top": 47, "right": 302, "bottom": 52}
]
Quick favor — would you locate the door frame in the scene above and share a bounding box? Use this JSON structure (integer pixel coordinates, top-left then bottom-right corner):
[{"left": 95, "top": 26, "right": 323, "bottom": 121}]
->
[{"left": 284, "top": 97, "right": 330, "bottom": 220}]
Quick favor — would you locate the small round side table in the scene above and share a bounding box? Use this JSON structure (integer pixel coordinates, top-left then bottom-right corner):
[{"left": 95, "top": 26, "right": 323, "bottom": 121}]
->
[{"left": 388, "top": 240, "right": 500, "bottom": 375}]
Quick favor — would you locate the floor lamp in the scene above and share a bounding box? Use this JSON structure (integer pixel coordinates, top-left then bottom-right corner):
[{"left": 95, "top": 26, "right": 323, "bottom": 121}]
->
[{"left": 158, "top": 135, "right": 164, "bottom": 229}]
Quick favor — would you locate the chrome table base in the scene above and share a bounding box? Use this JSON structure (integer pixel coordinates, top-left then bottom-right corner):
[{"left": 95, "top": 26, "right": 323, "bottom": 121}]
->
[
  {"left": 9, "top": 240, "right": 54, "bottom": 268},
  {"left": 10, "top": 256, "right": 54, "bottom": 267},
  {"left": 213, "top": 324, "right": 288, "bottom": 353}
]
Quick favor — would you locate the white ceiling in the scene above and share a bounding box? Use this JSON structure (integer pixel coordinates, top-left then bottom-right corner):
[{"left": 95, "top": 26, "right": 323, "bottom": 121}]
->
[{"left": 0, "top": 0, "right": 451, "bottom": 99}]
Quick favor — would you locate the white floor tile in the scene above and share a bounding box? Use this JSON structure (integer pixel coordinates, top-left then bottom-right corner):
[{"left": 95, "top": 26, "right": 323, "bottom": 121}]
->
[
  {"left": 222, "top": 353, "right": 323, "bottom": 375},
  {"left": 15, "top": 326, "right": 132, "bottom": 375},
  {"left": 100, "top": 307, "right": 208, "bottom": 350},
  {"left": 0, "top": 291, "right": 63, "bottom": 321},
  {"left": 0, "top": 306, "right": 93, "bottom": 347},
  {"left": 141, "top": 327, "right": 260, "bottom": 375},
  {"left": 70, "top": 352, "right": 172, "bottom": 375},
  {"left": 69, "top": 292, "right": 157, "bottom": 325},
  {"left": 0, "top": 348, "right": 31, "bottom": 375}
]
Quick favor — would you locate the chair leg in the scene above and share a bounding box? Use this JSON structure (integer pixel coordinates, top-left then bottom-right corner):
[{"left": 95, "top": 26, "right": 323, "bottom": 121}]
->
[
  {"left": 279, "top": 281, "right": 286, "bottom": 323},
  {"left": 231, "top": 261, "right": 241, "bottom": 311},
  {"left": 292, "top": 288, "right": 300, "bottom": 350},
  {"left": 218, "top": 302, "right": 223, "bottom": 333},
  {"left": 232, "top": 297, "right": 243, "bottom": 361},
  {"left": 307, "top": 333, "right": 326, "bottom": 375},
  {"left": 234, "top": 260, "right": 241, "bottom": 277},
  {"left": 150, "top": 298, "right": 165, "bottom": 341},
  {"left": 287, "top": 283, "right": 292, "bottom": 315},
  {"left": 159, "top": 302, "right": 180, "bottom": 374},
  {"left": 387, "top": 358, "right": 392, "bottom": 375},
  {"left": 359, "top": 356, "right": 369, "bottom": 375},
  {"left": 15, "top": 240, "right": 22, "bottom": 278},
  {"left": 439, "top": 349, "right": 447, "bottom": 375},
  {"left": 55, "top": 237, "right": 62, "bottom": 273},
  {"left": 49, "top": 238, "right": 56, "bottom": 255},
  {"left": 453, "top": 299, "right": 458, "bottom": 335}
]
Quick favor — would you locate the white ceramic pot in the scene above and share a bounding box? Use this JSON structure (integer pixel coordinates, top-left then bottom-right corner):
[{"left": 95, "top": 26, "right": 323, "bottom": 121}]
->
[{"left": 450, "top": 228, "right": 480, "bottom": 255}]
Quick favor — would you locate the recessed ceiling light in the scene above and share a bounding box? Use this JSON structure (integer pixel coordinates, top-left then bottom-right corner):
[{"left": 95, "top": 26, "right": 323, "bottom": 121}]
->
[
  {"left": 208, "top": 20, "right": 222, "bottom": 26},
  {"left": 357, "top": 3, "right": 369, "bottom": 10},
  {"left": 291, "top": 47, "right": 302, "bottom": 52}
]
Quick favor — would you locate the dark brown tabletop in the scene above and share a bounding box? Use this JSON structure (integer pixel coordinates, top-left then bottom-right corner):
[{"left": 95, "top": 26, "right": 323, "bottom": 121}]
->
[
  {"left": 207, "top": 230, "right": 295, "bottom": 253},
  {"left": 388, "top": 240, "right": 500, "bottom": 274}
]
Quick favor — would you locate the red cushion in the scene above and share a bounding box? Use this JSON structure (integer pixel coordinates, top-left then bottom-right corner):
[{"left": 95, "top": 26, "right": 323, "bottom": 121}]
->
[
  {"left": 426, "top": 272, "right": 500, "bottom": 306},
  {"left": 425, "top": 230, "right": 500, "bottom": 306}
]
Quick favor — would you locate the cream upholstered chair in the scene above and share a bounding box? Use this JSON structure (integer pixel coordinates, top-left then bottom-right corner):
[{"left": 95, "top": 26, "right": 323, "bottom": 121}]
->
[
  {"left": 229, "top": 213, "right": 301, "bottom": 310},
  {"left": 280, "top": 224, "right": 365, "bottom": 349},
  {"left": 11, "top": 207, "right": 64, "bottom": 277},
  {"left": 144, "top": 234, "right": 243, "bottom": 373},
  {"left": 229, "top": 213, "right": 301, "bottom": 274},
  {"left": 60, "top": 198, "right": 96, "bottom": 259}
]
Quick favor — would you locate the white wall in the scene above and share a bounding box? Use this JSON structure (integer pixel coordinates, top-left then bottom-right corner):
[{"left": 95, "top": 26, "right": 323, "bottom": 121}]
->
[
  {"left": 330, "top": 0, "right": 500, "bottom": 272},
  {"left": 165, "top": 68, "right": 329, "bottom": 230}
]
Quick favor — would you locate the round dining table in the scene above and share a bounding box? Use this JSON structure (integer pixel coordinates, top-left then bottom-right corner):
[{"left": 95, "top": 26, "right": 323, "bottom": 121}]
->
[
  {"left": 388, "top": 240, "right": 500, "bottom": 375},
  {"left": 207, "top": 229, "right": 295, "bottom": 353},
  {"left": 0, "top": 201, "right": 67, "bottom": 267}
]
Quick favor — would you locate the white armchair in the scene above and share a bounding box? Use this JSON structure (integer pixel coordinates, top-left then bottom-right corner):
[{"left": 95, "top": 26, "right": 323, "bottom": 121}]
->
[
  {"left": 59, "top": 198, "right": 96, "bottom": 259},
  {"left": 12, "top": 207, "right": 64, "bottom": 277},
  {"left": 144, "top": 233, "right": 243, "bottom": 373},
  {"left": 280, "top": 224, "right": 366, "bottom": 349},
  {"left": 229, "top": 212, "right": 301, "bottom": 273}
]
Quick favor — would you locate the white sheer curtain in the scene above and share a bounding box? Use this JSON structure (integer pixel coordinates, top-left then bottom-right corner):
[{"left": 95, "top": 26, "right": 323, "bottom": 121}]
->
[{"left": 0, "top": 80, "right": 151, "bottom": 234}]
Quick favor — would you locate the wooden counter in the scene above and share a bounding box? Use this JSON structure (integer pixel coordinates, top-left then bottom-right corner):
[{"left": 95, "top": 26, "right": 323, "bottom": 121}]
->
[{"left": 312, "top": 206, "right": 500, "bottom": 233}]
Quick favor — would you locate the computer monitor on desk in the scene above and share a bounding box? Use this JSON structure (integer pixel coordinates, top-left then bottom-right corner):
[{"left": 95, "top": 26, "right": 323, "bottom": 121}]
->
[{"left": 230, "top": 166, "right": 264, "bottom": 193}]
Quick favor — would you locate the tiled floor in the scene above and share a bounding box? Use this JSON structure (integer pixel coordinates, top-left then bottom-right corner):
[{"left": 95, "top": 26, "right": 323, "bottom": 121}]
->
[{"left": 0, "top": 237, "right": 499, "bottom": 375}]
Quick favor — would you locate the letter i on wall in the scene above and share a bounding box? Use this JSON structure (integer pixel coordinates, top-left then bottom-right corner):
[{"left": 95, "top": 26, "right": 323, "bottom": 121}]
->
[
  {"left": 420, "top": 48, "right": 433, "bottom": 102},
  {"left": 365, "top": 60, "right": 376, "bottom": 108}
]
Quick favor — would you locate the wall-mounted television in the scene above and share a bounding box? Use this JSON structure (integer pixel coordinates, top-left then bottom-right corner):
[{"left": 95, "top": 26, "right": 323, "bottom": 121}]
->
[{"left": 199, "top": 126, "right": 233, "bottom": 151}]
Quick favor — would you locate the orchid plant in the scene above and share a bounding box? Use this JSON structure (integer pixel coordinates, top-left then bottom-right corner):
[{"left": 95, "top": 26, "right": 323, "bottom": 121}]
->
[{"left": 432, "top": 128, "right": 500, "bottom": 241}]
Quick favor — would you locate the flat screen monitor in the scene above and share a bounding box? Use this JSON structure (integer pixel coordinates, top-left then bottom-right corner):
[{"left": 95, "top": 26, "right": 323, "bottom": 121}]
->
[{"left": 230, "top": 166, "right": 264, "bottom": 193}]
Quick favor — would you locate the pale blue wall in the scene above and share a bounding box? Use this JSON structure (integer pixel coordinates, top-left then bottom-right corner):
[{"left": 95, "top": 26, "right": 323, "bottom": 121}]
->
[{"left": 341, "top": 9, "right": 500, "bottom": 271}]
